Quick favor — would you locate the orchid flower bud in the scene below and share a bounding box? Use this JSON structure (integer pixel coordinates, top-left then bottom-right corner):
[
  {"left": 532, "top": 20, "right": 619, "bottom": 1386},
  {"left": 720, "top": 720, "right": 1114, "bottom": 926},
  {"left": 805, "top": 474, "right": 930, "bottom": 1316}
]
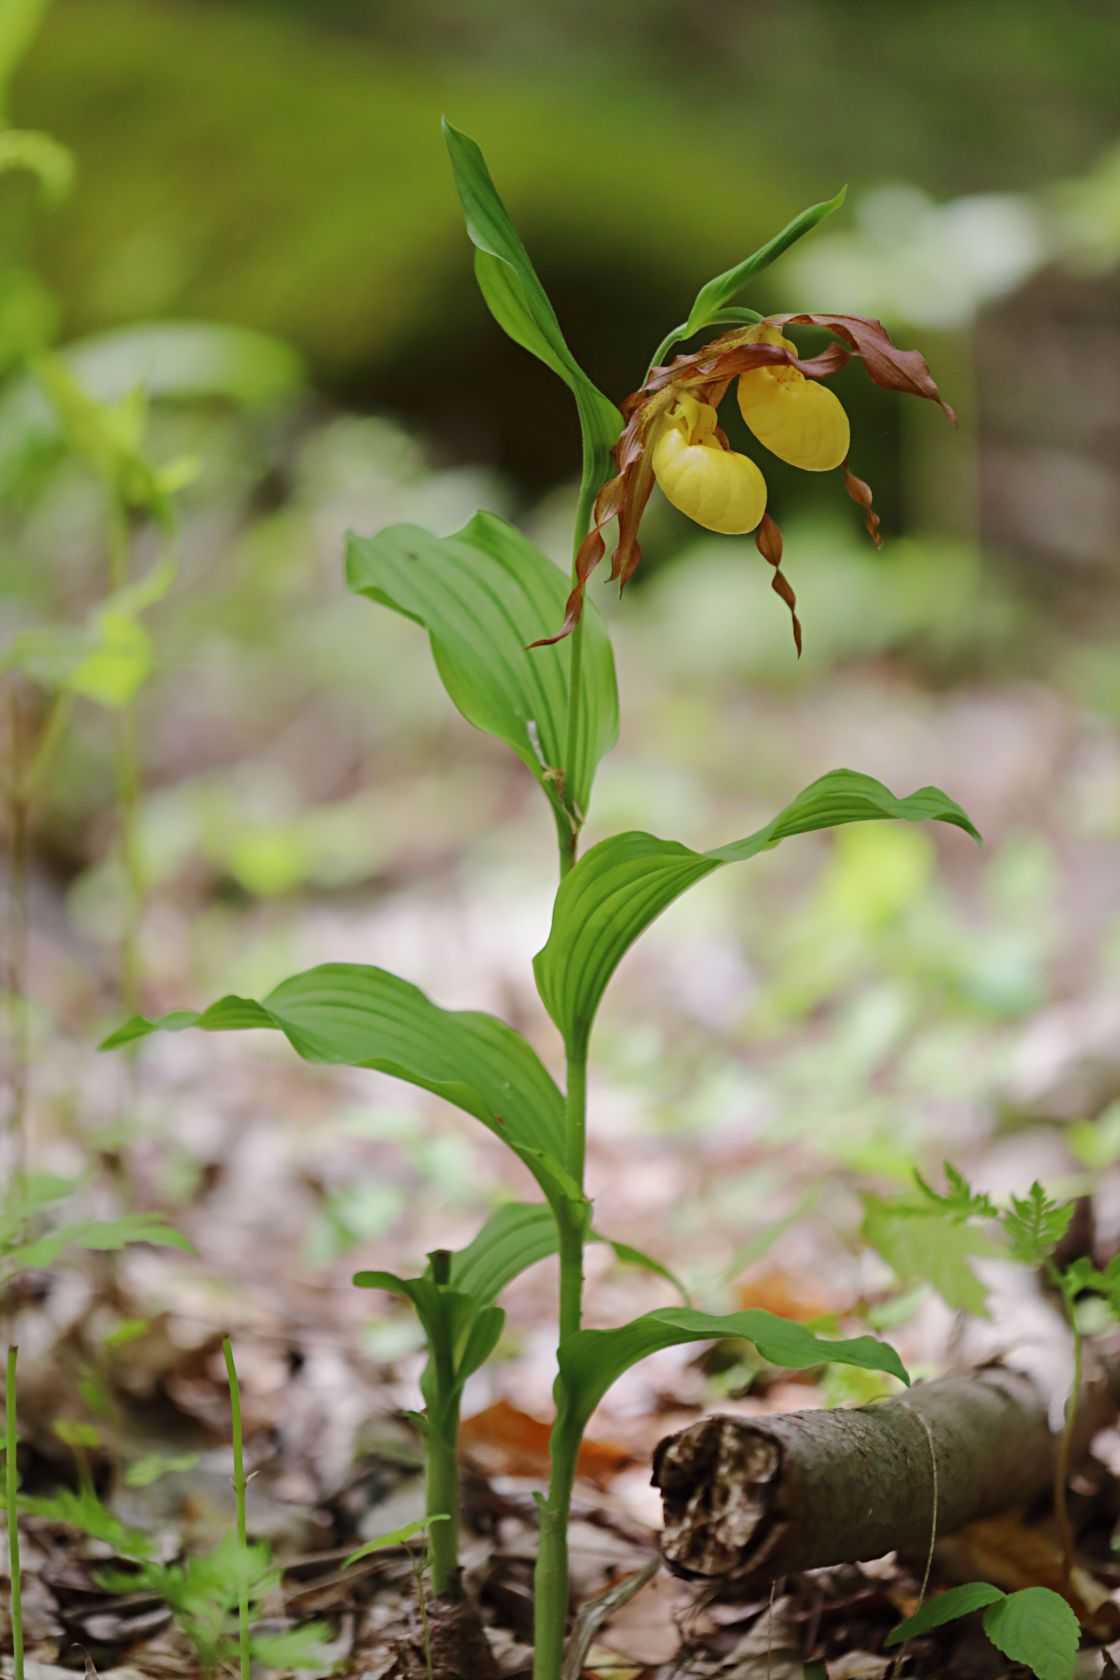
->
[
  {"left": 651, "top": 392, "right": 767, "bottom": 534},
  {"left": 736, "top": 323, "right": 850, "bottom": 472}
]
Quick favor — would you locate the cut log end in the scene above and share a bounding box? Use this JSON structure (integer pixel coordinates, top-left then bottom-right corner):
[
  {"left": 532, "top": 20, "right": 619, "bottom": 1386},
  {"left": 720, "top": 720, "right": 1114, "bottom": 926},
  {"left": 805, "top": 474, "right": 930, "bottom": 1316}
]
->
[
  {"left": 653, "top": 1417, "right": 780, "bottom": 1578},
  {"left": 651, "top": 1366, "right": 1116, "bottom": 1588}
]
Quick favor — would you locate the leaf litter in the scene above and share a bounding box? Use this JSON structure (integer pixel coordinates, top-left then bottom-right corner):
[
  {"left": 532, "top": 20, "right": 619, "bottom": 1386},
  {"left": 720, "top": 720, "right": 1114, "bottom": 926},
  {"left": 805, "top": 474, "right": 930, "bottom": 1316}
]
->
[{"left": 11, "top": 532, "right": 1120, "bottom": 1673}]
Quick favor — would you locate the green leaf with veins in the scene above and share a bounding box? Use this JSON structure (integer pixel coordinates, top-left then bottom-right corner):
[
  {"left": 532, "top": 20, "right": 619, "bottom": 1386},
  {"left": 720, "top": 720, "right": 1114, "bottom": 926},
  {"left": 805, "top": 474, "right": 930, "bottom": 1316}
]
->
[
  {"left": 534, "top": 770, "right": 980, "bottom": 1051},
  {"left": 554, "top": 1307, "right": 907, "bottom": 1442},
  {"left": 983, "top": 1588, "right": 1080, "bottom": 1680},
  {"left": 884, "top": 1581, "right": 1006, "bottom": 1645},
  {"left": 102, "top": 962, "right": 570, "bottom": 1211},
  {"left": 1001, "top": 1182, "right": 1075, "bottom": 1265},
  {"left": 442, "top": 118, "right": 621, "bottom": 470},
  {"left": 914, "top": 1163, "right": 998, "bottom": 1222},
  {"left": 682, "top": 188, "right": 847, "bottom": 338},
  {"left": 346, "top": 512, "right": 617, "bottom": 828}
]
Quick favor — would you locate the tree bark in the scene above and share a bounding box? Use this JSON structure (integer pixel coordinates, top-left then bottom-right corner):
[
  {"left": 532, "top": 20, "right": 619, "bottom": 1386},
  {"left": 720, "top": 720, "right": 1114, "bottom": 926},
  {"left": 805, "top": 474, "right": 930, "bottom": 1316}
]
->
[{"left": 652, "top": 1364, "right": 1115, "bottom": 1587}]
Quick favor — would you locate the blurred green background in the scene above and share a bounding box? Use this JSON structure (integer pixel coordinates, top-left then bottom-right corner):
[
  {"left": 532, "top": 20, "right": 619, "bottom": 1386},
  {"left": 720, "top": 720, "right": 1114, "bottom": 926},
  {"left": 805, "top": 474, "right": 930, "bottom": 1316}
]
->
[
  {"left": 5, "top": 0, "right": 1120, "bottom": 1266},
  {"left": 15, "top": 0, "right": 1120, "bottom": 488}
]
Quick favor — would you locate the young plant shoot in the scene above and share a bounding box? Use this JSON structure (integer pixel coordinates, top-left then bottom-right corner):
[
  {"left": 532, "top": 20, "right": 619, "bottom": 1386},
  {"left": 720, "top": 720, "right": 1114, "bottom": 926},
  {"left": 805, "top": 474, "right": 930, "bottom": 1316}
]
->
[{"left": 103, "top": 123, "right": 978, "bottom": 1680}]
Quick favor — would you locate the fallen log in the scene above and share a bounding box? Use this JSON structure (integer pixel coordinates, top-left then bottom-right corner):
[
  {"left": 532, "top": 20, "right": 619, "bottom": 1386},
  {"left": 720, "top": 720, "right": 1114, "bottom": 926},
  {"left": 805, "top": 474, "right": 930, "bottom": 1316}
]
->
[{"left": 652, "top": 1363, "right": 1116, "bottom": 1587}]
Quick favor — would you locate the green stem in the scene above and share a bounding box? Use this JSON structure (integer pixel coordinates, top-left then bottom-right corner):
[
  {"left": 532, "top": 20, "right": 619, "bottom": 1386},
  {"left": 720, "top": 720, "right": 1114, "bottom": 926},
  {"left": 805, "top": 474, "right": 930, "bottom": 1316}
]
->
[
  {"left": 643, "top": 306, "right": 763, "bottom": 384},
  {"left": 1053, "top": 1278, "right": 1082, "bottom": 1591},
  {"left": 531, "top": 1415, "right": 580, "bottom": 1680},
  {"left": 646, "top": 322, "right": 689, "bottom": 378},
  {"left": 107, "top": 506, "right": 144, "bottom": 1017},
  {"left": 558, "top": 1043, "right": 587, "bottom": 1344},
  {"left": 558, "top": 469, "right": 600, "bottom": 882},
  {"left": 222, "top": 1336, "right": 251, "bottom": 1680},
  {"left": 533, "top": 407, "right": 608, "bottom": 1676},
  {"left": 424, "top": 1400, "right": 461, "bottom": 1596},
  {"left": 531, "top": 1044, "right": 589, "bottom": 1677},
  {"left": 6, "top": 1344, "right": 23, "bottom": 1680}
]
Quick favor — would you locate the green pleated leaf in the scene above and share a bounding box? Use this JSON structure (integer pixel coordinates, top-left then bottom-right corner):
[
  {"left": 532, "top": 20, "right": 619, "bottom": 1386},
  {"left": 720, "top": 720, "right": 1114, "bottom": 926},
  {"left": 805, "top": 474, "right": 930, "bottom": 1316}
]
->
[
  {"left": 884, "top": 1582, "right": 1006, "bottom": 1647},
  {"left": 428, "top": 1201, "right": 689, "bottom": 1309},
  {"left": 592, "top": 1235, "right": 689, "bottom": 1304},
  {"left": 353, "top": 1267, "right": 503, "bottom": 1400},
  {"left": 982, "top": 1589, "right": 1080, "bottom": 1680},
  {"left": 556, "top": 1307, "right": 908, "bottom": 1439},
  {"left": 456, "top": 1304, "right": 505, "bottom": 1383},
  {"left": 351, "top": 1271, "right": 450, "bottom": 1345},
  {"left": 346, "top": 511, "right": 617, "bottom": 826},
  {"left": 442, "top": 119, "right": 621, "bottom": 462},
  {"left": 101, "top": 962, "right": 567, "bottom": 1200},
  {"left": 439, "top": 1203, "right": 559, "bottom": 1305},
  {"left": 534, "top": 769, "right": 980, "bottom": 1047},
  {"left": 683, "top": 188, "right": 847, "bottom": 339}
]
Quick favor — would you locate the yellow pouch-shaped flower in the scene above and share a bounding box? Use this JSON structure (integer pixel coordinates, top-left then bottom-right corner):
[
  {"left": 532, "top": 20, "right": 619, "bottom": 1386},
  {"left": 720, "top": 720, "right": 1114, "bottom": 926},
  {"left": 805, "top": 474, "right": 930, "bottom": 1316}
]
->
[
  {"left": 652, "top": 394, "right": 767, "bottom": 534},
  {"left": 737, "top": 325, "right": 850, "bottom": 472}
]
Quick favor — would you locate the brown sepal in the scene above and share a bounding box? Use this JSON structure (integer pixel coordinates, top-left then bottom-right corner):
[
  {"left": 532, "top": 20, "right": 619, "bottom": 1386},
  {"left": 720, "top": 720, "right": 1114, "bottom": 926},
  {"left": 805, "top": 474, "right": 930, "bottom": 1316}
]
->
[
  {"left": 756, "top": 513, "right": 802, "bottom": 657},
  {"left": 771, "top": 312, "right": 957, "bottom": 424},
  {"left": 844, "top": 460, "right": 881, "bottom": 547},
  {"left": 530, "top": 339, "right": 828, "bottom": 647}
]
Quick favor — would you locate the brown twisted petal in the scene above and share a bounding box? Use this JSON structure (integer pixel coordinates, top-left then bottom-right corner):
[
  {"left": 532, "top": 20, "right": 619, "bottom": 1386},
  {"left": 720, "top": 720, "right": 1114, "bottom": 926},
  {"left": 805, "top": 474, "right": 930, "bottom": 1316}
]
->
[
  {"left": 843, "top": 461, "right": 881, "bottom": 548},
  {"left": 768, "top": 313, "right": 957, "bottom": 424},
  {"left": 755, "top": 513, "right": 802, "bottom": 656}
]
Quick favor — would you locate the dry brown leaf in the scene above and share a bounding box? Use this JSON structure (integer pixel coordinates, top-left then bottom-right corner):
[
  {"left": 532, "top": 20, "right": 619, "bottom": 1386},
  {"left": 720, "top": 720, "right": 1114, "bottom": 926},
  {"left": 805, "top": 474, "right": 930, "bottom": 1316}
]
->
[
  {"left": 460, "top": 1399, "right": 636, "bottom": 1487},
  {"left": 734, "top": 1269, "right": 843, "bottom": 1322},
  {"left": 936, "top": 1516, "right": 1120, "bottom": 1637}
]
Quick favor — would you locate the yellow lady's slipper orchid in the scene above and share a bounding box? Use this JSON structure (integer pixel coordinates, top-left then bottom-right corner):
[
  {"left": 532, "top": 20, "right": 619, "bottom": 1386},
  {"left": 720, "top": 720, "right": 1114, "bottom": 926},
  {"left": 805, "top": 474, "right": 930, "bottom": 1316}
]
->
[
  {"left": 535, "top": 311, "right": 954, "bottom": 653},
  {"left": 651, "top": 393, "right": 767, "bottom": 534},
  {"left": 735, "top": 323, "right": 850, "bottom": 472}
]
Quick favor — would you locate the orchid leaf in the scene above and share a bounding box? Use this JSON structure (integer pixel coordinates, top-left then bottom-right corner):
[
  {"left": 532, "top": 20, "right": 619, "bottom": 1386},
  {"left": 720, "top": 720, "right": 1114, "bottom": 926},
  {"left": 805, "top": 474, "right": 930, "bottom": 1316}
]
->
[
  {"left": 555, "top": 1307, "right": 908, "bottom": 1440},
  {"left": 441, "top": 1203, "right": 560, "bottom": 1304},
  {"left": 683, "top": 187, "right": 847, "bottom": 338},
  {"left": 101, "top": 963, "right": 568, "bottom": 1204},
  {"left": 350, "top": 1269, "right": 503, "bottom": 1397},
  {"left": 442, "top": 119, "right": 621, "bottom": 466},
  {"left": 534, "top": 769, "right": 980, "bottom": 1048},
  {"left": 346, "top": 511, "right": 618, "bottom": 827},
  {"left": 594, "top": 1235, "right": 689, "bottom": 1304},
  {"left": 433, "top": 1201, "right": 689, "bottom": 1307}
]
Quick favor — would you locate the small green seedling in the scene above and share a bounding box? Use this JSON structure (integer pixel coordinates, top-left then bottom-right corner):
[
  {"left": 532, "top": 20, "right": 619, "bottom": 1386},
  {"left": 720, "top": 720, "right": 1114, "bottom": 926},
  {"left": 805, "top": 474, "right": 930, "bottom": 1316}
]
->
[
  {"left": 885, "top": 1581, "right": 1080, "bottom": 1680},
  {"left": 103, "top": 122, "right": 973, "bottom": 1680},
  {"left": 870, "top": 1167, "right": 1120, "bottom": 1673}
]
